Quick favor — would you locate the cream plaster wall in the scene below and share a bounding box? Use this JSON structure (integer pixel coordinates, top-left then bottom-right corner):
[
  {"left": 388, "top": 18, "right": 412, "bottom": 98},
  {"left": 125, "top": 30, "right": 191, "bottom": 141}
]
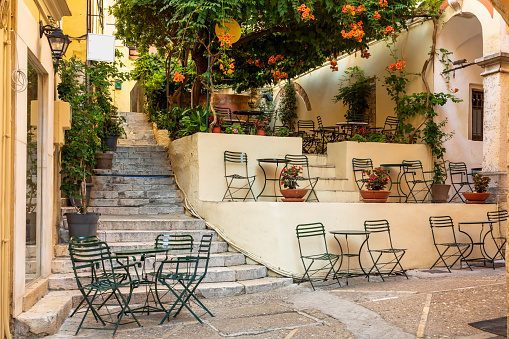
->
[
  {"left": 13, "top": 0, "right": 57, "bottom": 317},
  {"left": 197, "top": 201, "right": 496, "bottom": 276},
  {"left": 327, "top": 141, "right": 432, "bottom": 193},
  {"left": 169, "top": 134, "right": 497, "bottom": 276},
  {"left": 435, "top": 13, "right": 485, "bottom": 176}
]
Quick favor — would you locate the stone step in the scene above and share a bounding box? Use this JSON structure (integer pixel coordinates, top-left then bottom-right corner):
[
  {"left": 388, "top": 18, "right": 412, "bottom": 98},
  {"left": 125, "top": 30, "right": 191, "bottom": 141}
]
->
[
  {"left": 98, "top": 229, "right": 216, "bottom": 243},
  {"left": 91, "top": 183, "right": 179, "bottom": 192},
  {"left": 48, "top": 265, "right": 266, "bottom": 290},
  {"left": 54, "top": 240, "right": 225, "bottom": 257},
  {"left": 51, "top": 252, "right": 245, "bottom": 274},
  {"left": 92, "top": 175, "right": 174, "bottom": 185},
  {"left": 314, "top": 177, "right": 349, "bottom": 191},
  {"left": 97, "top": 214, "right": 203, "bottom": 230},
  {"left": 306, "top": 154, "right": 328, "bottom": 166},
  {"left": 116, "top": 145, "right": 166, "bottom": 153},
  {"left": 91, "top": 190, "right": 179, "bottom": 200},
  {"left": 118, "top": 139, "right": 157, "bottom": 146},
  {"left": 308, "top": 165, "right": 336, "bottom": 178},
  {"left": 315, "top": 190, "right": 361, "bottom": 202},
  {"left": 15, "top": 291, "right": 73, "bottom": 336},
  {"left": 114, "top": 149, "right": 168, "bottom": 158},
  {"left": 122, "top": 133, "right": 156, "bottom": 140},
  {"left": 94, "top": 168, "right": 171, "bottom": 176},
  {"left": 89, "top": 197, "right": 181, "bottom": 207},
  {"left": 88, "top": 205, "right": 184, "bottom": 215},
  {"left": 112, "top": 156, "right": 169, "bottom": 165}
]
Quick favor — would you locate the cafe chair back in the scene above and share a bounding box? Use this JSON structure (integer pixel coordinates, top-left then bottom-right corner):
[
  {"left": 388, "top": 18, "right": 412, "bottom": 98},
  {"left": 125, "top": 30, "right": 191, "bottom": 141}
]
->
[
  {"left": 402, "top": 160, "right": 434, "bottom": 202},
  {"left": 223, "top": 150, "right": 257, "bottom": 201},
  {"left": 295, "top": 223, "right": 340, "bottom": 290},
  {"left": 284, "top": 154, "right": 319, "bottom": 202},
  {"left": 352, "top": 158, "right": 373, "bottom": 190},
  {"left": 363, "top": 220, "right": 407, "bottom": 281},
  {"left": 429, "top": 216, "right": 472, "bottom": 272},
  {"left": 157, "top": 234, "right": 214, "bottom": 324},
  {"left": 68, "top": 236, "right": 141, "bottom": 335},
  {"left": 487, "top": 209, "right": 508, "bottom": 261}
]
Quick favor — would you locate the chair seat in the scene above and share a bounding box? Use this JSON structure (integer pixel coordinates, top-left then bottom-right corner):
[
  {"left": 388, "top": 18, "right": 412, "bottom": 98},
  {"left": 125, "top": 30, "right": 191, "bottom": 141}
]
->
[
  {"left": 226, "top": 174, "right": 255, "bottom": 180},
  {"left": 436, "top": 242, "right": 470, "bottom": 247},
  {"left": 302, "top": 253, "right": 340, "bottom": 261},
  {"left": 371, "top": 248, "right": 405, "bottom": 254},
  {"left": 159, "top": 272, "right": 197, "bottom": 281}
]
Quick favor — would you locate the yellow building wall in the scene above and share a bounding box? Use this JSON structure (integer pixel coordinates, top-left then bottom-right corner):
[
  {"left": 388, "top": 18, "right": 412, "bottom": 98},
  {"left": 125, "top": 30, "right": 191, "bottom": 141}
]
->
[{"left": 62, "top": 0, "right": 87, "bottom": 61}]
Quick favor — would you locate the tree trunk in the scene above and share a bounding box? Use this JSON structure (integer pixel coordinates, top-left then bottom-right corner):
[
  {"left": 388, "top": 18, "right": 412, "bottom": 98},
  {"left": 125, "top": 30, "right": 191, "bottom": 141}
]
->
[{"left": 191, "top": 44, "right": 208, "bottom": 107}]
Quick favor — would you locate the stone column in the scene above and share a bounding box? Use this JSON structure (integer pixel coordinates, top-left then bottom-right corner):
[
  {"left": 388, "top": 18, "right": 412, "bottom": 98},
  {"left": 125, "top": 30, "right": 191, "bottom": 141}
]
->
[{"left": 475, "top": 53, "right": 509, "bottom": 204}]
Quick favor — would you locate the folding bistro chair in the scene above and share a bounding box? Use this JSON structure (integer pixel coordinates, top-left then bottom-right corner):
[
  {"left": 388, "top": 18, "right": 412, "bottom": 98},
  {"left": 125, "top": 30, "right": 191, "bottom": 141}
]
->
[
  {"left": 284, "top": 154, "right": 319, "bottom": 202},
  {"left": 352, "top": 158, "right": 373, "bottom": 190},
  {"left": 156, "top": 234, "right": 214, "bottom": 324},
  {"left": 213, "top": 106, "right": 243, "bottom": 125},
  {"left": 487, "top": 209, "right": 508, "bottom": 261},
  {"left": 371, "top": 116, "right": 398, "bottom": 141},
  {"left": 449, "top": 162, "right": 474, "bottom": 202},
  {"left": 69, "top": 237, "right": 141, "bottom": 335},
  {"left": 429, "top": 216, "right": 472, "bottom": 272},
  {"left": 223, "top": 151, "right": 257, "bottom": 201},
  {"left": 403, "top": 160, "right": 434, "bottom": 202},
  {"left": 363, "top": 220, "right": 407, "bottom": 281},
  {"left": 296, "top": 223, "right": 340, "bottom": 290},
  {"left": 297, "top": 120, "right": 317, "bottom": 153}
]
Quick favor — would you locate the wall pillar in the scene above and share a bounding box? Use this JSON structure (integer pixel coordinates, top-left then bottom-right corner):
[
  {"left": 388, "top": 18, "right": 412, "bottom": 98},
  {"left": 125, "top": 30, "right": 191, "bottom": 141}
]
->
[{"left": 475, "top": 53, "right": 509, "bottom": 204}]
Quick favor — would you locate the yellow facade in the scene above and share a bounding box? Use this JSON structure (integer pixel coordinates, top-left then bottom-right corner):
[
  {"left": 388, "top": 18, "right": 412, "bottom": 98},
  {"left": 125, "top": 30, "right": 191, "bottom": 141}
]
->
[{"left": 0, "top": 0, "right": 14, "bottom": 336}]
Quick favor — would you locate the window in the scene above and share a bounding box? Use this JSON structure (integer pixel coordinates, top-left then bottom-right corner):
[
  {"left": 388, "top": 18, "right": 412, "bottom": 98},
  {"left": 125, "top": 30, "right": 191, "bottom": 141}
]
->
[{"left": 471, "top": 89, "right": 483, "bottom": 141}]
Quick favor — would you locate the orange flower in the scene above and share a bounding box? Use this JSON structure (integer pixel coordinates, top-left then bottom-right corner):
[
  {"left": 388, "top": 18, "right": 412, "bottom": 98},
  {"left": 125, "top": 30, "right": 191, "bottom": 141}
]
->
[
  {"left": 379, "top": 0, "right": 388, "bottom": 8},
  {"left": 173, "top": 72, "right": 185, "bottom": 82},
  {"left": 297, "top": 4, "right": 315, "bottom": 21},
  {"left": 218, "top": 33, "right": 234, "bottom": 48},
  {"left": 374, "top": 11, "right": 381, "bottom": 20},
  {"left": 383, "top": 26, "right": 394, "bottom": 35}
]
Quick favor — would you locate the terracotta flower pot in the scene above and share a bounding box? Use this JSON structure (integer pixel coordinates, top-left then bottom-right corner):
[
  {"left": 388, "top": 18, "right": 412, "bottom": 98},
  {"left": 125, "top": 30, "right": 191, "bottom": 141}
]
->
[
  {"left": 280, "top": 188, "right": 308, "bottom": 202},
  {"left": 462, "top": 192, "right": 491, "bottom": 204},
  {"left": 256, "top": 130, "right": 266, "bottom": 136},
  {"left": 359, "top": 190, "right": 391, "bottom": 203},
  {"left": 212, "top": 127, "right": 221, "bottom": 133}
]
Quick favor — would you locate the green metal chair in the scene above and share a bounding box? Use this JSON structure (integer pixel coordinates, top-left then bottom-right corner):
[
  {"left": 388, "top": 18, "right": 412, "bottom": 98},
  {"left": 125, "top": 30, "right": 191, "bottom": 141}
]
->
[
  {"left": 487, "top": 209, "right": 508, "bottom": 261},
  {"left": 283, "top": 154, "right": 319, "bottom": 202},
  {"left": 449, "top": 162, "right": 474, "bottom": 202},
  {"left": 429, "top": 216, "right": 472, "bottom": 272},
  {"left": 296, "top": 223, "right": 340, "bottom": 290},
  {"left": 68, "top": 237, "right": 141, "bottom": 335},
  {"left": 223, "top": 151, "right": 257, "bottom": 201},
  {"left": 363, "top": 220, "right": 407, "bottom": 281},
  {"left": 352, "top": 158, "right": 373, "bottom": 190},
  {"left": 297, "top": 120, "right": 317, "bottom": 153},
  {"left": 156, "top": 234, "right": 214, "bottom": 324},
  {"left": 403, "top": 160, "right": 434, "bottom": 202}
]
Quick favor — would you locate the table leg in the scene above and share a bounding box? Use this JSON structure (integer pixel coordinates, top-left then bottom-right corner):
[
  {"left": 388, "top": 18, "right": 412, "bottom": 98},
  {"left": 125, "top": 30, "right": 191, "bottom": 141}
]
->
[
  {"left": 332, "top": 235, "right": 344, "bottom": 280},
  {"left": 358, "top": 234, "right": 370, "bottom": 280},
  {"left": 257, "top": 163, "right": 268, "bottom": 200}
]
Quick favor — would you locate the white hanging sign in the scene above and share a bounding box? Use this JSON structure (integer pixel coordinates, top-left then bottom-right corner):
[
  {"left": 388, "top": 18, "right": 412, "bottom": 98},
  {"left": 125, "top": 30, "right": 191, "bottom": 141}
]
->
[{"left": 86, "top": 34, "right": 115, "bottom": 62}]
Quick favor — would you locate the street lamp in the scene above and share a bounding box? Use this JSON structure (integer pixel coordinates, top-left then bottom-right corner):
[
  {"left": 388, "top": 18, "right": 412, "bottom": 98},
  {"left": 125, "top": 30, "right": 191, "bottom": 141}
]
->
[{"left": 39, "top": 21, "right": 71, "bottom": 65}]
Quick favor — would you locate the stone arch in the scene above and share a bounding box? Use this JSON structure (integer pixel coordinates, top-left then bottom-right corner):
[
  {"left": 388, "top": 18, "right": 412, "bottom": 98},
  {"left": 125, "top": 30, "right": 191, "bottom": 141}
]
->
[{"left": 274, "top": 82, "right": 312, "bottom": 111}]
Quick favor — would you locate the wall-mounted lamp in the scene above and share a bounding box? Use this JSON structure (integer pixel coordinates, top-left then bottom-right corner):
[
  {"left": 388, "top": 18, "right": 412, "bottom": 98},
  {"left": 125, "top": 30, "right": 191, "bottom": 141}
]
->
[{"left": 40, "top": 21, "right": 71, "bottom": 65}]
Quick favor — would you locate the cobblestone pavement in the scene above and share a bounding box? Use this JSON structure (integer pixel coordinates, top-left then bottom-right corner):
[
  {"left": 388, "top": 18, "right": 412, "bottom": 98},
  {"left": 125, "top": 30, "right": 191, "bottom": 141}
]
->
[{"left": 48, "top": 266, "right": 506, "bottom": 339}]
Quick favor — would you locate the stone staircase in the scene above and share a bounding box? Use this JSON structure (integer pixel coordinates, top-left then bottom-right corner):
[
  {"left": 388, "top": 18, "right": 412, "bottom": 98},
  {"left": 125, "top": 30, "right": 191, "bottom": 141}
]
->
[
  {"left": 306, "top": 154, "right": 361, "bottom": 202},
  {"left": 16, "top": 111, "right": 292, "bottom": 337}
]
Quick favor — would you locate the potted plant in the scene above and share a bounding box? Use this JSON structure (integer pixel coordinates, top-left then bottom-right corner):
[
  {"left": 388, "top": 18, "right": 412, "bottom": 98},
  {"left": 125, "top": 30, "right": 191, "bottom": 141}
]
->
[
  {"left": 58, "top": 56, "right": 110, "bottom": 238},
  {"left": 102, "top": 114, "right": 126, "bottom": 151},
  {"left": 209, "top": 115, "right": 223, "bottom": 133},
  {"left": 280, "top": 165, "right": 308, "bottom": 202},
  {"left": 224, "top": 124, "right": 245, "bottom": 135},
  {"left": 254, "top": 118, "right": 269, "bottom": 136},
  {"left": 359, "top": 167, "right": 391, "bottom": 203},
  {"left": 463, "top": 174, "right": 491, "bottom": 204},
  {"left": 431, "top": 160, "right": 451, "bottom": 203}
]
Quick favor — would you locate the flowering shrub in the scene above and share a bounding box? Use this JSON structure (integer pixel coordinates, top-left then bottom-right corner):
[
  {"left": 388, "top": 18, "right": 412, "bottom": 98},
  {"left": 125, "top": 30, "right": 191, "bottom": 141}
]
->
[
  {"left": 341, "top": 21, "right": 365, "bottom": 42},
  {"left": 389, "top": 60, "right": 406, "bottom": 71},
  {"left": 272, "top": 69, "right": 289, "bottom": 82},
  {"left": 254, "top": 118, "right": 269, "bottom": 131},
  {"left": 281, "top": 165, "right": 303, "bottom": 189},
  {"left": 297, "top": 4, "right": 315, "bottom": 21},
  {"left": 218, "top": 33, "right": 234, "bottom": 48},
  {"left": 224, "top": 124, "right": 245, "bottom": 134},
  {"left": 363, "top": 167, "right": 390, "bottom": 190},
  {"left": 473, "top": 174, "right": 491, "bottom": 193}
]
